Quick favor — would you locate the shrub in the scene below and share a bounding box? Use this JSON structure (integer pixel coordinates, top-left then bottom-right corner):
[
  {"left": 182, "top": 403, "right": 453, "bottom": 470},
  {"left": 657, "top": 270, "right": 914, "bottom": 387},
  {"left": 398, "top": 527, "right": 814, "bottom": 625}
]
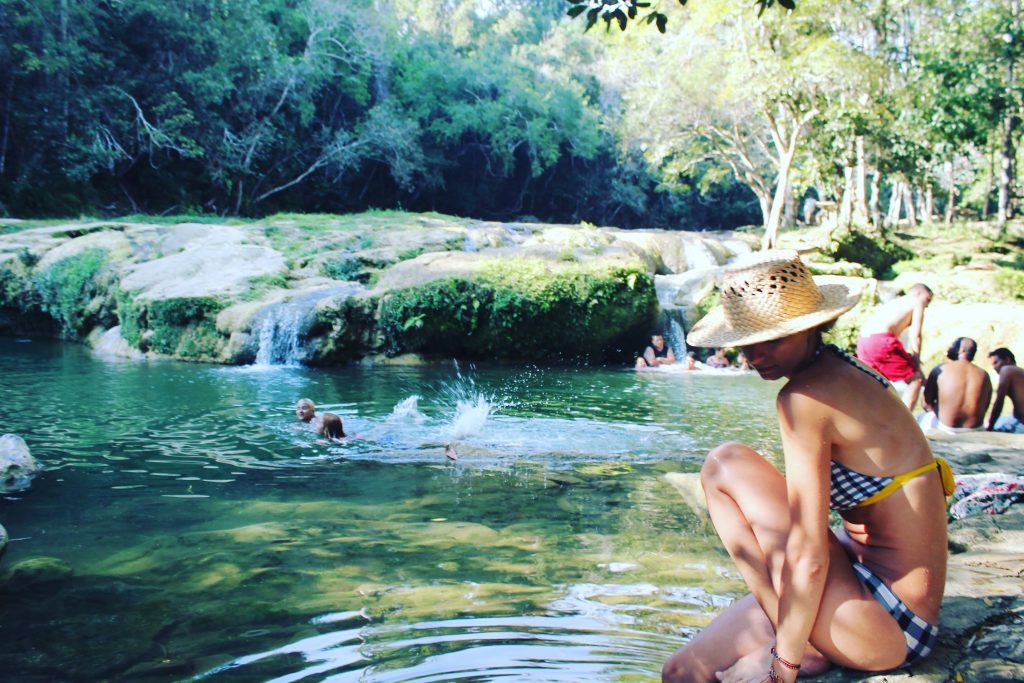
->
[
  {"left": 376, "top": 259, "right": 657, "bottom": 361},
  {"left": 826, "top": 232, "right": 911, "bottom": 279},
  {"left": 31, "top": 248, "right": 114, "bottom": 337}
]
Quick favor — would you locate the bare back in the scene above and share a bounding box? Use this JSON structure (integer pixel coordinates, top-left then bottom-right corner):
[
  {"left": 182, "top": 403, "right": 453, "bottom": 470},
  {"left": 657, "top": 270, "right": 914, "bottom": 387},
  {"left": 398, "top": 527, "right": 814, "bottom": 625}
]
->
[
  {"left": 934, "top": 361, "right": 993, "bottom": 428},
  {"left": 1000, "top": 365, "right": 1024, "bottom": 422},
  {"left": 859, "top": 294, "right": 916, "bottom": 337}
]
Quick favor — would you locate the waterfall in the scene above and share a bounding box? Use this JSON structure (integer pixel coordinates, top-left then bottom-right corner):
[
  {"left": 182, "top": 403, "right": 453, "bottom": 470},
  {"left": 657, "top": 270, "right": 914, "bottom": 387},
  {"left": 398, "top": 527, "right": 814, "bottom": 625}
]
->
[
  {"left": 254, "top": 301, "right": 316, "bottom": 366},
  {"left": 252, "top": 284, "right": 363, "bottom": 366}
]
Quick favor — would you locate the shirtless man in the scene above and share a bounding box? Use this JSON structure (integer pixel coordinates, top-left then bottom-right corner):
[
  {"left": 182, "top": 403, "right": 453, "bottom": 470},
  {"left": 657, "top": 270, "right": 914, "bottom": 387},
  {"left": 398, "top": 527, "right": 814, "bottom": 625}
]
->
[
  {"left": 987, "top": 348, "right": 1024, "bottom": 433},
  {"left": 856, "top": 283, "right": 933, "bottom": 410},
  {"left": 635, "top": 333, "right": 676, "bottom": 369},
  {"left": 918, "top": 337, "right": 992, "bottom": 432}
]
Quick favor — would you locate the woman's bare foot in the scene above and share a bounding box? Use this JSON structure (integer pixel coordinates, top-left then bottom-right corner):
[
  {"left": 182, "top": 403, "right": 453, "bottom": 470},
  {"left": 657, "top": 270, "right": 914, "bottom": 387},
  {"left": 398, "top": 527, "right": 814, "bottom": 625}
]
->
[
  {"left": 715, "top": 647, "right": 830, "bottom": 682},
  {"left": 715, "top": 648, "right": 771, "bottom": 683}
]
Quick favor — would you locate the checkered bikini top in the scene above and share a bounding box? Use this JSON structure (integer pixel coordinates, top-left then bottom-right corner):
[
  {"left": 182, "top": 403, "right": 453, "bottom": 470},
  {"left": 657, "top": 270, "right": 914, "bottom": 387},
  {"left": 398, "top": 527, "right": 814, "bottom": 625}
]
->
[{"left": 810, "top": 343, "right": 908, "bottom": 511}]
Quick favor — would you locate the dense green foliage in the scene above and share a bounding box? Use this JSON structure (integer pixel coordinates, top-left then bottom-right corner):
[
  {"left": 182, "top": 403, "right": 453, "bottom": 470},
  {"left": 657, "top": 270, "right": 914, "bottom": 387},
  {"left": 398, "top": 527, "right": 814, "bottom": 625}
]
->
[
  {"left": 30, "top": 248, "right": 116, "bottom": 336},
  {"left": 378, "top": 260, "right": 657, "bottom": 361},
  {"left": 4, "top": 0, "right": 1024, "bottom": 237},
  {"left": 0, "top": 0, "right": 758, "bottom": 228},
  {"left": 826, "top": 232, "right": 912, "bottom": 279}
]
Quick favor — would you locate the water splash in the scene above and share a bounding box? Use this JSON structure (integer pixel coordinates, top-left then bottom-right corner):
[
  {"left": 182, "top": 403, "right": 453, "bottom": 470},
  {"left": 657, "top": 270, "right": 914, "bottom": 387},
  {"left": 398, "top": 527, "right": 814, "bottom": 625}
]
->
[
  {"left": 436, "top": 364, "right": 502, "bottom": 441},
  {"left": 449, "top": 393, "right": 495, "bottom": 440},
  {"left": 390, "top": 395, "right": 426, "bottom": 423}
]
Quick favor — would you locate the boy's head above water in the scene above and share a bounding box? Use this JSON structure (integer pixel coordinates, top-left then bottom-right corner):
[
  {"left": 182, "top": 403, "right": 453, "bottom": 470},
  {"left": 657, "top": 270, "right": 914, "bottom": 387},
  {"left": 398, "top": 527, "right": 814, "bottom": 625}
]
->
[{"left": 295, "top": 399, "right": 316, "bottom": 423}]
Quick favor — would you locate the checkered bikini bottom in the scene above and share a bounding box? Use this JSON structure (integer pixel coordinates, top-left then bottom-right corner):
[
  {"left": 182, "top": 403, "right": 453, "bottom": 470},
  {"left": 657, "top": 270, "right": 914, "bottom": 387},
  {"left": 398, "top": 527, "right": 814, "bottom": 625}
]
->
[{"left": 851, "top": 561, "right": 939, "bottom": 666}]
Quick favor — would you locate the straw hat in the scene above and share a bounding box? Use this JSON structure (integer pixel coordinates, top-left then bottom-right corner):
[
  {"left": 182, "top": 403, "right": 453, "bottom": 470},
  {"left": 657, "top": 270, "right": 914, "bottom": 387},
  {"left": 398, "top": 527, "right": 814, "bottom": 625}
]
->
[{"left": 686, "top": 249, "right": 863, "bottom": 348}]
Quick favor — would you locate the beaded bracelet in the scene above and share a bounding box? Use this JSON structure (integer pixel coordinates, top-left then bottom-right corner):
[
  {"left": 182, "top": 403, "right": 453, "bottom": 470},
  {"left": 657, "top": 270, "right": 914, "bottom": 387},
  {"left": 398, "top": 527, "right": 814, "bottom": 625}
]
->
[
  {"left": 767, "top": 662, "right": 780, "bottom": 682},
  {"left": 771, "top": 646, "right": 801, "bottom": 670}
]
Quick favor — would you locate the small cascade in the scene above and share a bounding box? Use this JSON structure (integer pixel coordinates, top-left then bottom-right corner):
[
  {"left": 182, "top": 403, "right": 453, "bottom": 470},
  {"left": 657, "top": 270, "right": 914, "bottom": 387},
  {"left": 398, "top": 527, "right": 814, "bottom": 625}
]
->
[
  {"left": 254, "top": 301, "right": 315, "bottom": 366},
  {"left": 683, "top": 238, "right": 722, "bottom": 271},
  {"left": 252, "top": 284, "right": 363, "bottom": 366},
  {"left": 663, "top": 311, "right": 689, "bottom": 359}
]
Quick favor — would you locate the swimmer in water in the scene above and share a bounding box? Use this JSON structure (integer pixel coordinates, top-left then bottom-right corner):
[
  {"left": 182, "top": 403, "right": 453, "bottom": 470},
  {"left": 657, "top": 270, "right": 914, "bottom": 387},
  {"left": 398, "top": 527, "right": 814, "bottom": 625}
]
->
[
  {"left": 318, "top": 412, "right": 346, "bottom": 441},
  {"left": 295, "top": 398, "right": 323, "bottom": 431}
]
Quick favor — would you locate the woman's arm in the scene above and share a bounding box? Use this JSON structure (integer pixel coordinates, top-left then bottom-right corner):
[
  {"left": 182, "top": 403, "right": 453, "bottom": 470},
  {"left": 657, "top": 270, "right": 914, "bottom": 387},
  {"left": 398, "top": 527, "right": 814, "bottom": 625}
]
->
[{"left": 773, "top": 389, "right": 834, "bottom": 678}]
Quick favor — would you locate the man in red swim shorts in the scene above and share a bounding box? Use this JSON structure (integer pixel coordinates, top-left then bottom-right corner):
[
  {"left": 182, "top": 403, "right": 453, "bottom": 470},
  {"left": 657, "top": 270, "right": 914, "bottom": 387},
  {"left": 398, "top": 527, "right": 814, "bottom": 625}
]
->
[{"left": 856, "top": 283, "right": 933, "bottom": 410}]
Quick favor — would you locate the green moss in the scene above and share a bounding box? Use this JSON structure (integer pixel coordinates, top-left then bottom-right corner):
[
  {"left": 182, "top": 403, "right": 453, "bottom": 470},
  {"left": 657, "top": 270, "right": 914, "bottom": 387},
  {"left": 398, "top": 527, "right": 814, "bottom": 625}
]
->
[
  {"left": 115, "top": 290, "right": 145, "bottom": 347},
  {"left": 143, "top": 297, "right": 226, "bottom": 356},
  {"left": 31, "top": 248, "right": 115, "bottom": 337},
  {"left": 0, "top": 264, "right": 23, "bottom": 308},
  {"left": 377, "top": 259, "right": 657, "bottom": 361},
  {"left": 240, "top": 274, "right": 288, "bottom": 302},
  {"left": 321, "top": 257, "right": 364, "bottom": 281},
  {"left": 825, "top": 232, "right": 911, "bottom": 279},
  {"left": 397, "top": 247, "right": 425, "bottom": 261},
  {"left": 994, "top": 268, "right": 1024, "bottom": 300}
]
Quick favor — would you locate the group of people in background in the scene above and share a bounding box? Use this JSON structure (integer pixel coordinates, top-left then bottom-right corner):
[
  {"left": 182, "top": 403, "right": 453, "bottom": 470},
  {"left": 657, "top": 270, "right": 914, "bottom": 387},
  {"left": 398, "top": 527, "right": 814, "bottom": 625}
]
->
[
  {"left": 850, "top": 282, "right": 1023, "bottom": 434},
  {"left": 634, "top": 333, "right": 751, "bottom": 372},
  {"left": 637, "top": 281, "right": 1023, "bottom": 435}
]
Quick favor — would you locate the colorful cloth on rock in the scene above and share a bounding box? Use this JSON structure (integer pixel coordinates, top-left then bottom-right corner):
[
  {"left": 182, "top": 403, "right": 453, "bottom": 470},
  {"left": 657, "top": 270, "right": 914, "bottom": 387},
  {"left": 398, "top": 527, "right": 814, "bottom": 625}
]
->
[{"left": 949, "top": 473, "right": 1024, "bottom": 520}]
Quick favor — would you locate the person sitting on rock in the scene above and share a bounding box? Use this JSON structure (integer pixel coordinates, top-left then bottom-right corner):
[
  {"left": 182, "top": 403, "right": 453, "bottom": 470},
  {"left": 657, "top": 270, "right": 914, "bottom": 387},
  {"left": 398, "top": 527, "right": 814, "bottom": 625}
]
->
[
  {"left": 295, "top": 398, "right": 323, "bottom": 431},
  {"left": 987, "top": 347, "right": 1024, "bottom": 433},
  {"left": 917, "top": 337, "right": 992, "bottom": 433},
  {"left": 635, "top": 332, "right": 676, "bottom": 369}
]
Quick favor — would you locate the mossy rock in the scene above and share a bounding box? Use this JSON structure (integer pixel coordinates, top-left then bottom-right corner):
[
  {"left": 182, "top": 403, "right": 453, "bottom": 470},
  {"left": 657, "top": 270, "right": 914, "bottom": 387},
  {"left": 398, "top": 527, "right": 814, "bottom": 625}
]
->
[
  {"left": 376, "top": 258, "right": 658, "bottom": 362},
  {"left": 30, "top": 247, "right": 119, "bottom": 338},
  {"left": 117, "top": 294, "right": 228, "bottom": 360}
]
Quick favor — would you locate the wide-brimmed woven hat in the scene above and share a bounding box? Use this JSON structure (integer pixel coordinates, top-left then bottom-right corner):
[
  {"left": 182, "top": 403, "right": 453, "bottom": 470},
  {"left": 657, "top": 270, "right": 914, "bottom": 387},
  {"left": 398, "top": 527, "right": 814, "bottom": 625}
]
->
[{"left": 686, "top": 249, "right": 863, "bottom": 348}]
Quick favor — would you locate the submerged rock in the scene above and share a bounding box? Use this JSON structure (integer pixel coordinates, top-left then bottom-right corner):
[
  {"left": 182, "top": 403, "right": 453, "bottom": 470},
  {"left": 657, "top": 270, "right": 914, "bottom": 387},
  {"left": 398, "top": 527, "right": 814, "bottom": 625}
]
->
[
  {"left": 1, "top": 556, "right": 74, "bottom": 588},
  {"left": 0, "top": 433, "right": 41, "bottom": 493}
]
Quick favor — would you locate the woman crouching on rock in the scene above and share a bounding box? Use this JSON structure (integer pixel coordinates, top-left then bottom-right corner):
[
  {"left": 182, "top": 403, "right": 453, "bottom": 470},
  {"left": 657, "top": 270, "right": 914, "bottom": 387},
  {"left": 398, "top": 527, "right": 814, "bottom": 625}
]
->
[{"left": 663, "top": 251, "right": 953, "bottom": 683}]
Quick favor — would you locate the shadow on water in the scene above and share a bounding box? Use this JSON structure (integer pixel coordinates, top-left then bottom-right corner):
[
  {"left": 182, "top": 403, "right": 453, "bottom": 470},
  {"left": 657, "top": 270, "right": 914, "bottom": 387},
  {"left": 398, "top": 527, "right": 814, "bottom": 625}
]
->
[{"left": 0, "top": 338, "right": 779, "bottom": 681}]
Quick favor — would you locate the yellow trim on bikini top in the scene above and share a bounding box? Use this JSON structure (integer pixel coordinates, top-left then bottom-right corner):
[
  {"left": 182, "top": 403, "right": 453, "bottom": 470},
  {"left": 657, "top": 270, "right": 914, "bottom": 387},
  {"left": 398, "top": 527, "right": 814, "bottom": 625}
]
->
[{"left": 854, "top": 457, "right": 956, "bottom": 508}]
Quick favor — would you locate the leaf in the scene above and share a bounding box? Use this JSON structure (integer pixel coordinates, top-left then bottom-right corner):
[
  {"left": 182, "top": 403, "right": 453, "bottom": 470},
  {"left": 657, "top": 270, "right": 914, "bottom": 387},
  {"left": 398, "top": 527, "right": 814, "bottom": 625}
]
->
[
  {"left": 615, "top": 9, "right": 627, "bottom": 31},
  {"left": 585, "top": 7, "right": 599, "bottom": 31},
  {"left": 778, "top": 0, "right": 795, "bottom": 8},
  {"left": 567, "top": 5, "right": 586, "bottom": 18},
  {"left": 656, "top": 13, "right": 667, "bottom": 33}
]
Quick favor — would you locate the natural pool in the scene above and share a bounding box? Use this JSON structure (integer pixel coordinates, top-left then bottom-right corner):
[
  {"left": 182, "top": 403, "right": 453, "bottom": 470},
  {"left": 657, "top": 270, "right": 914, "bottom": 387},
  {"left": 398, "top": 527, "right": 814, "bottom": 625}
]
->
[{"left": 0, "top": 338, "right": 783, "bottom": 682}]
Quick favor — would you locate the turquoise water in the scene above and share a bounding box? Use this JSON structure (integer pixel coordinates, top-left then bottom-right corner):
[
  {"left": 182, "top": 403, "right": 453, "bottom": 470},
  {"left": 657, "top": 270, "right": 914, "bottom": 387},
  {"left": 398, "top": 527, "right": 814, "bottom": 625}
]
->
[{"left": 0, "top": 338, "right": 782, "bottom": 682}]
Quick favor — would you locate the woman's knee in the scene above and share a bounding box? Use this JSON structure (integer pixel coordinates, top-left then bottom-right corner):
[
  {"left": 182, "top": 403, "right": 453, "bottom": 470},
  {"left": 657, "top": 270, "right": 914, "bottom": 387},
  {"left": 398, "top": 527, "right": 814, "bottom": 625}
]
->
[
  {"left": 661, "top": 649, "right": 695, "bottom": 683},
  {"left": 701, "top": 441, "right": 756, "bottom": 486}
]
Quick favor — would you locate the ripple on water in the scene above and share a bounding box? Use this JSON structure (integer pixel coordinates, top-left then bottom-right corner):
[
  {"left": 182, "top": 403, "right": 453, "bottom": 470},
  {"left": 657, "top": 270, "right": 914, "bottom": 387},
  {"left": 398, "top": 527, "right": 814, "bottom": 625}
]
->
[{"left": 195, "top": 611, "right": 675, "bottom": 682}]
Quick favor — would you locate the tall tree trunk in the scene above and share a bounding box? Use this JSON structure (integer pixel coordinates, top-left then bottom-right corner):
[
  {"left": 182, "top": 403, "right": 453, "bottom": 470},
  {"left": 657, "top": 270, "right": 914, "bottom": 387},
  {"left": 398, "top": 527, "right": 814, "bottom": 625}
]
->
[
  {"left": 0, "top": 77, "right": 12, "bottom": 176},
  {"left": 59, "top": 0, "right": 70, "bottom": 143},
  {"left": 783, "top": 184, "right": 796, "bottom": 228},
  {"left": 904, "top": 186, "right": 917, "bottom": 227},
  {"left": 868, "top": 170, "right": 881, "bottom": 232},
  {"left": 998, "top": 113, "right": 1017, "bottom": 224},
  {"left": 838, "top": 166, "right": 854, "bottom": 229},
  {"left": 945, "top": 159, "right": 956, "bottom": 224},
  {"left": 854, "top": 136, "right": 869, "bottom": 224},
  {"left": 999, "top": 0, "right": 1021, "bottom": 225},
  {"left": 887, "top": 181, "right": 903, "bottom": 227},
  {"left": 924, "top": 187, "right": 934, "bottom": 222}
]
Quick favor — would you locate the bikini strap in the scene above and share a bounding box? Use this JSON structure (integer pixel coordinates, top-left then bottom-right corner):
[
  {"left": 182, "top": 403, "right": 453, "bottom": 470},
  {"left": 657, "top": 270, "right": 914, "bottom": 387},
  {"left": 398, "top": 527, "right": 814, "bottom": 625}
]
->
[
  {"left": 825, "top": 344, "right": 891, "bottom": 388},
  {"left": 853, "top": 457, "right": 955, "bottom": 508}
]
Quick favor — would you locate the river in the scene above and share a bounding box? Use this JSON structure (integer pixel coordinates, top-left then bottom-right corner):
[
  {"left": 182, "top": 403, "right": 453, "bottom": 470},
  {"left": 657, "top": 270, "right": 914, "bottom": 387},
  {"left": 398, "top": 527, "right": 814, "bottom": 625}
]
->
[{"left": 0, "top": 337, "right": 782, "bottom": 682}]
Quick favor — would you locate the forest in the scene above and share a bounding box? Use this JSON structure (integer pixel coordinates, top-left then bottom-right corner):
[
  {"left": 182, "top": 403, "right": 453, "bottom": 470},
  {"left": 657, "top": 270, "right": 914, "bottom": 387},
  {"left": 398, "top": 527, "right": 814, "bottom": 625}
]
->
[{"left": 1, "top": 0, "right": 1021, "bottom": 238}]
